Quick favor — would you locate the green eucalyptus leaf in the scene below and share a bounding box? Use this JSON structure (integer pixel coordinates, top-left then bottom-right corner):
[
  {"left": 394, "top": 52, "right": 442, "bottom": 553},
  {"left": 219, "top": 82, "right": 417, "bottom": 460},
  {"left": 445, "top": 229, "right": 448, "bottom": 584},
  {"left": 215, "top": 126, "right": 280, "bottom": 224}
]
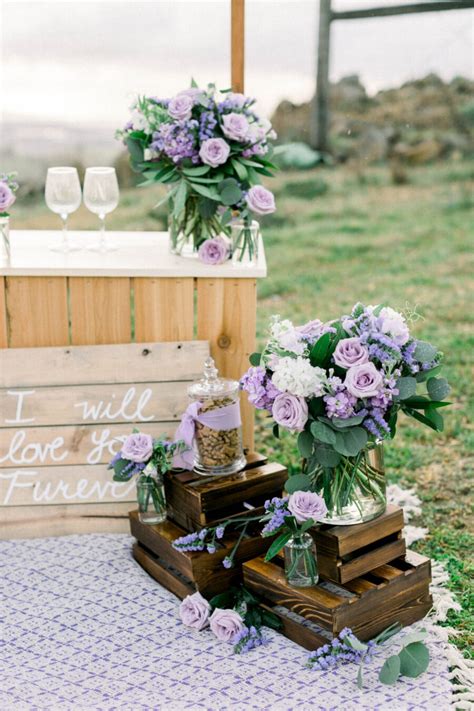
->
[
  {"left": 395, "top": 376, "right": 417, "bottom": 401},
  {"left": 379, "top": 655, "right": 401, "bottom": 685},
  {"left": 314, "top": 444, "right": 341, "bottom": 468},
  {"left": 218, "top": 178, "right": 242, "bottom": 206},
  {"left": 285, "top": 473, "right": 311, "bottom": 494},
  {"left": 197, "top": 197, "right": 217, "bottom": 219},
  {"left": 335, "top": 427, "right": 368, "bottom": 457},
  {"left": 415, "top": 364, "right": 441, "bottom": 383},
  {"left": 125, "top": 136, "right": 144, "bottom": 164},
  {"left": 249, "top": 352, "right": 261, "bottom": 366},
  {"left": 427, "top": 377, "right": 450, "bottom": 401},
  {"left": 331, "top": 415, "right": 365, "bottom": 429},
  {"left": 297, "top": 431, "right": 314, "bottom": 458},
  {"left": 414, "top": 341, "right": 437, "bottom": 363},
  {"left": 190, "top": 183, "right": 220, "bottom": 201},
  {"left": 311, "top": 421, "right": 336, "bottom": 446},
  {"left": 398, "top": 642, "right": 430, "bottom": 678},
  {"left": 399, "top": 629, "right": 427, "bottom": 646}
]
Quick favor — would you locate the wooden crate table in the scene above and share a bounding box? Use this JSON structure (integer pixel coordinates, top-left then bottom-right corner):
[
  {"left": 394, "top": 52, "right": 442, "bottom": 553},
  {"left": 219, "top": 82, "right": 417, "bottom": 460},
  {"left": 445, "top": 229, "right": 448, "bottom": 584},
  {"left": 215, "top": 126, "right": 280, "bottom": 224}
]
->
[
  {"left": 130, "top": 511, "right": 272, "bottom": 598},
  {"left": 312, "top": 505, "right": 407, "bottom": 584},
  {"left": 165, "top": 453, "right": 288, "bottom": 531},
  {"left": 242, "top": 550, "right": 432, "bottom": 651}
]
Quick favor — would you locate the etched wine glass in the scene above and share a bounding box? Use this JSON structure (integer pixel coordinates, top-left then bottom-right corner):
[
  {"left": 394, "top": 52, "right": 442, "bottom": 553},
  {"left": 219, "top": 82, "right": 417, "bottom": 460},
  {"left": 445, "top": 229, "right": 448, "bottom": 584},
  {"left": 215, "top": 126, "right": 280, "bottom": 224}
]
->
[
  {"left": 45, "top": 167, "right": 82, "bottom": 252},
  {"left": 83, "top": 167, "right": 119, "bottom": 252}
]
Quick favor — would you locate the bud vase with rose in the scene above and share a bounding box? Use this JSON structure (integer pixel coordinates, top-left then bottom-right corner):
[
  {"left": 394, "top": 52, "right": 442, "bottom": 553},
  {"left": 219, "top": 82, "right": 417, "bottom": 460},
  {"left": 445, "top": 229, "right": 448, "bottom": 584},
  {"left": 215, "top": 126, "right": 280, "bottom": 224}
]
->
[{"left": 0, "top": 173, "right": 19, "bottom": 260}]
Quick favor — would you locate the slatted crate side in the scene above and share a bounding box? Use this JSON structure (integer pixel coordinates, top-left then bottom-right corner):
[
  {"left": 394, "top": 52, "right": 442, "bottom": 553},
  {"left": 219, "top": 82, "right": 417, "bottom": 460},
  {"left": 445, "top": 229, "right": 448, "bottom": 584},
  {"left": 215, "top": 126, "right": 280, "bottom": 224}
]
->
[
  {"left": 0, "top": 277, "right": 7, "bottom": 348},
  {"left": 69, "top": 277, "right": 132, "bottom": 345},
  {"left": 134, "top": 277, "right": 195, "bottom": 342},
  {"left": 317, "top": 534, "right": 407, "bottom": 585},
  {"left": 243, "top": 551, "right": 432, "bottom": 639}
]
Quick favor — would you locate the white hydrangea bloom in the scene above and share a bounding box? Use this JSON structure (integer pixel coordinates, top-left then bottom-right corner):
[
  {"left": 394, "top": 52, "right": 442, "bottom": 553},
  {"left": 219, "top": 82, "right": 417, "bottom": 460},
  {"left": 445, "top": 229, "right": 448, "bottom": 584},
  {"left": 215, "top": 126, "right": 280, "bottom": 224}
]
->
[
  {"left": 272, "top": 356, "right": 327, "bottom": 398},
  {"left": 377, "top": 306, "right": 410, "bottom": 346},
  {"left": 130, "top": 109, "right": 150, "bottom": 133}
]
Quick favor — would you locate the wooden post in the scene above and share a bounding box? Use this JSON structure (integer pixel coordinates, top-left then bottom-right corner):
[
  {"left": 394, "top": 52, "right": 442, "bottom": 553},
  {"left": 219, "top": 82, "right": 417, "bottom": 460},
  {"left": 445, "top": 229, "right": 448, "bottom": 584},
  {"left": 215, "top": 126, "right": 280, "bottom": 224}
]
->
[
  {"left": 231, "top": 0, "right": 245, "bottom": 92},
  {"left": 311, "top": 0, "right": 332, "bottom": 151}
]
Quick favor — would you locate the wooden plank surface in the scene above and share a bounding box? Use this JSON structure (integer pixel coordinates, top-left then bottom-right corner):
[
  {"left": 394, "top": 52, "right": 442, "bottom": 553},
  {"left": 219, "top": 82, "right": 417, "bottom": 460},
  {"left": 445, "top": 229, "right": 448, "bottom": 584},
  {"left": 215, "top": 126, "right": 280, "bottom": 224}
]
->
[
  {"left": 69, "top": 277, "right": 131, "bottom": 344},
  {"left": 132, "top": 542, "right": 195, "bottom": 599},
  {"left": 231, "top": 0, "right": 245, "bottom": 93},
  {"left": 197, "top": 278, "right": 256, "bottom": 450},
  {"left": 5, "top": 276, "right": 69, "bottom": 347},
  {"left": 134, "top": 277, "right": 194, "bottom": 342},
  {"left": 0, "top": 341, "right": 209, "bottom": 387},
  {"left": 0, "top": 382, "right": 189, "bottom": 428},
  {"left": 0, "top": 277, "right": 7, "bottom": 347},
  {"left": 0, "top": 501, "right": 133, "bottom": 538},
  {"left": 337, "top": 538, "right": 407, "bottom": 584}
]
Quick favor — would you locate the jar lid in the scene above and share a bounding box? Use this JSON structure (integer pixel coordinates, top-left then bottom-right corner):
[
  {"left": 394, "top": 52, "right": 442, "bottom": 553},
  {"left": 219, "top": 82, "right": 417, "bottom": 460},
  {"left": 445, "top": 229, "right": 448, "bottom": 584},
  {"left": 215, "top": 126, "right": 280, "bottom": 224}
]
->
[{"left": 188, "top": 357, "right": 239, "bottom": 399}]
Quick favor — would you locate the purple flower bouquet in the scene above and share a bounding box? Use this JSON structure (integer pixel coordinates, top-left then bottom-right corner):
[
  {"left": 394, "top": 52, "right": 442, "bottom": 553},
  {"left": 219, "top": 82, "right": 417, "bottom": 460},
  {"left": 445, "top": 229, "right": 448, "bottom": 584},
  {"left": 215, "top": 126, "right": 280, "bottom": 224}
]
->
[
  {"left": 117, "top": 82, "right": 277, "bottom": 260},
  {"left": 241, "top": 304, "right": 451, "bottom": 525}
]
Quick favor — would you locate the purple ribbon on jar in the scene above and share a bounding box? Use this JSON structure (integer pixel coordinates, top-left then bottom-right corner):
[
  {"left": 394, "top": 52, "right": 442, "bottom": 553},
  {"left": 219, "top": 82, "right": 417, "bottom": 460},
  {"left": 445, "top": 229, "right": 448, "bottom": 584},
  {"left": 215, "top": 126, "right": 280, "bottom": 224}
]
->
[{"left": 173, "top": 400, "right": 242, "bottom": 470}]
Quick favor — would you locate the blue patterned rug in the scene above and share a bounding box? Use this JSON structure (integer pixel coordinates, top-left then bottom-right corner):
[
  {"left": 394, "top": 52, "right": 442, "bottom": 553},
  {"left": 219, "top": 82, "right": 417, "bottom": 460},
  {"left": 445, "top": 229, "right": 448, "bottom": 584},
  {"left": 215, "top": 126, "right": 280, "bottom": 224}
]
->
[{"left": 0, "top": 534, "right": 454, "bottom": 710}]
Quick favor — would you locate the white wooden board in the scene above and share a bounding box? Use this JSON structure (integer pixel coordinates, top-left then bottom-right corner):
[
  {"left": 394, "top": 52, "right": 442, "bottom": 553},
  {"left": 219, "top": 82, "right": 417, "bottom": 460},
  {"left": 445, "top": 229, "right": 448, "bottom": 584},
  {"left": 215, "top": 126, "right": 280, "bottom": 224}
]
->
[{"left": 0, "top": 340, "right": 209, "bottom": 538}]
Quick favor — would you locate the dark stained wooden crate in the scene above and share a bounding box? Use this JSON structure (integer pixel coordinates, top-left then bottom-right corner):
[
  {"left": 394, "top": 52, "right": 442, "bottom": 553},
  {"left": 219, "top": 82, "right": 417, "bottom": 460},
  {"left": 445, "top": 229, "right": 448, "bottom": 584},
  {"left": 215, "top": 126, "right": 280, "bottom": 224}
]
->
[
  {"left": 130, "top": 509, "right": 272, "bottom": 598},
  {"left": 312, "top": 505, "right": 407, "bottom": 584},
  {"left": 243, "top": 550, "right": 432, "bottom": 650},
  {"left": 165, "top": 453, "right": 287, "bottom": 532}
]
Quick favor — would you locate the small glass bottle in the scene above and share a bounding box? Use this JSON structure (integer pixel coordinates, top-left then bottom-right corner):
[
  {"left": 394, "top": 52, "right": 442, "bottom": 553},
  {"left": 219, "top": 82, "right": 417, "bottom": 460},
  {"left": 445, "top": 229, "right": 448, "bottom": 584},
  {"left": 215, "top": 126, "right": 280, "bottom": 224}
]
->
[
  {"left": 231, "top": 220, "right": 260, "bottom": 267},
  {"left": 0, "top": 215, "right": 11, "bottom": 261},
  {"left": 136, "top": 465, "right": 167, "bottom": 525},
  {"left": 284, "top": 533, "right": 318, "bottom": 587},
  {"left": 188, "top": 357, "right": 246, "bottom": 476}
]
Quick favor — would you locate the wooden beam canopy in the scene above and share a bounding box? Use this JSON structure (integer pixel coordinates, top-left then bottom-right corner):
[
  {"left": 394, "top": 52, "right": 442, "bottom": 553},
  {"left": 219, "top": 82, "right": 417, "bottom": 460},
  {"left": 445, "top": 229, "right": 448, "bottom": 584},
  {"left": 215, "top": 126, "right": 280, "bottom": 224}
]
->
[{"left": 231, "top": 0, "right": 245, "bottom": 92}]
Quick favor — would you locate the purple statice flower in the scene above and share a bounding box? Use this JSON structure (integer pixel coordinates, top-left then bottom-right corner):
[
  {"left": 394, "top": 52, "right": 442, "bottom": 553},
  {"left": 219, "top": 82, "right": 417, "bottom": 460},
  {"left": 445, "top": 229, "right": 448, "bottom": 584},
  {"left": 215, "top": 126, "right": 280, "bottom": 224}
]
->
[
  {"left": 215, "top": 526, "right": 226, "bottom": 539},
  {"left": 172, "top": 531, "right": 206, "bottom": 552},
  {"left": 363, "top": 408, "right": 391, "bottom": 439},
  {"left": 233, "top": 625, "right": 269, "bottom": 654},
  {"left": 222, "top": 556, "right": 233, "bottom": 569},
  {"left": 402, "top": 341, "right": 420, "bottom": 374},
  {"left": 307, "top": 627, "right": 376, "bottom": 671},
  {"left": 151, "top": 119, "right": 199, "bottom": 164},
  {"left": 199, "top": 111, "right": 218, "bottom": 141},
  {"left": 324, "top": 387, "right": 357, "bottom": 419},
  {"left": 240, "top": 366, "right": 280, "bottom": 412},
  {"left": 207, "top": 544, "right": 216, "bottom": 554},
  {"left": 367, "top": 332, "right": 402, "bottom": 364},
  {"left": 261, "top": 496, "right": 289, "bottom": 535}
]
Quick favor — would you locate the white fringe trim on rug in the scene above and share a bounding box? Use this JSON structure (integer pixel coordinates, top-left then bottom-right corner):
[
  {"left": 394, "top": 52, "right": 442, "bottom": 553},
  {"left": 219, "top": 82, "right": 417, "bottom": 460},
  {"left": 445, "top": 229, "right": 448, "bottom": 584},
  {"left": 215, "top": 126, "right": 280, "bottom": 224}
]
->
[{"left": 387, "top": 484, "right": 474, "bottom": 708}]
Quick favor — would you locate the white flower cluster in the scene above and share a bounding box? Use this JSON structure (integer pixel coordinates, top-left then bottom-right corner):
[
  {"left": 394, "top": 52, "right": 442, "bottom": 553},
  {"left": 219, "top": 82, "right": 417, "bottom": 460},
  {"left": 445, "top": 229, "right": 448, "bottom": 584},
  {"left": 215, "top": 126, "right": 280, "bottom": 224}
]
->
[
  {"left": 269, "top": 316, "right": 306, "bottom": 356},
  {"left": 377, "top": 306, "right": 410, "bottom": 346},
  {"left": 272, "top": 356, "right": 327, "bottom": 398}
]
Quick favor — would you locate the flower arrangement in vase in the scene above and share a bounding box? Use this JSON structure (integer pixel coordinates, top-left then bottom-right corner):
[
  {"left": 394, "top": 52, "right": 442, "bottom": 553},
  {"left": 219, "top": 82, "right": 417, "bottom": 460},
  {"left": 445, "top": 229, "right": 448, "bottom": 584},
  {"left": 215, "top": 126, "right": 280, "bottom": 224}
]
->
[
  {"left": 0, "top": 172, "right": 19, "bottom": 259},
  {"left": 117, "top": 81, "right": 277, "bottom": 263},
  {"left": 240, "top": 303, "right": 451, "bottom": 525},
  {"left": 108, "top": 431, "right": 186, "bottom": 524}
]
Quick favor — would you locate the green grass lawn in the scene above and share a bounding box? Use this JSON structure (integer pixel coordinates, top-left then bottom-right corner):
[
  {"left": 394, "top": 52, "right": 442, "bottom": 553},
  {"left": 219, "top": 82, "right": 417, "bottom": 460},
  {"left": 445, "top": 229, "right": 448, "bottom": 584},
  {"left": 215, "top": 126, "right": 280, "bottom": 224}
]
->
[{"left": 14, "top": 158, "right": 474, "bottom": 655}]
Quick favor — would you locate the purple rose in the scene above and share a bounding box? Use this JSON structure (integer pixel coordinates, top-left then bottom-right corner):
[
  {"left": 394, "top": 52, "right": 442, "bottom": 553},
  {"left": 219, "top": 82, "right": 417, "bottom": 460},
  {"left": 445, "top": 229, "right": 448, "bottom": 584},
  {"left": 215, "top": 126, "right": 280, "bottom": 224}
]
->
[
  {"left": 288, "top": 491, "right": 328, "bottom": 523},
  {"left": 209, "top": 608, "right": 245, "bottom": 643},
  {"left": 296, "top": 319, "right": 325, "bottom": 342},
  {"left": 198, "top": 238, "right": 229, "bottom": 265},
  {"left": 272, "top": 393, "right": 308, "bottom": 432},
  {"left": 179, "top": 592, "right": 211, "bottom": 630},
  {"left": 199, "top": 138, "right": 230, "bottom": 167},
  {"left": 222, "top": 113, "right": 249, "bottom": 142},
  {"left": 168, "top": 94, "right": 193, "bottom": 121},
  {"left": 0, "top": 183, "right": 15, "bottom": 211},
  {"left": 121, "top": 432, "right": 153, "bottom": 463},
  {"left": 245, "top": 185, "right": 276, "bottom": 215},
  {"left": 333, "top": 337, "right": 369, "bottom": 369},
  {"left": 227, "top": 92, "right": 247, "bottom": 108},
  {"left": 344, "top": 363, "right": 383, "bottom": 399}
]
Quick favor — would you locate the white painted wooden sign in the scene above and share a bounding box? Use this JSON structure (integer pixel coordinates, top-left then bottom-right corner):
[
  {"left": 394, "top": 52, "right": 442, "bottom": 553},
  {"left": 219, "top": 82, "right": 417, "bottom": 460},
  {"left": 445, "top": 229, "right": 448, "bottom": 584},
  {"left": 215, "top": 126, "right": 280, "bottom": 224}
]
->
[{"left": 0, "top": 340, "right": 209, "bottom": 538}]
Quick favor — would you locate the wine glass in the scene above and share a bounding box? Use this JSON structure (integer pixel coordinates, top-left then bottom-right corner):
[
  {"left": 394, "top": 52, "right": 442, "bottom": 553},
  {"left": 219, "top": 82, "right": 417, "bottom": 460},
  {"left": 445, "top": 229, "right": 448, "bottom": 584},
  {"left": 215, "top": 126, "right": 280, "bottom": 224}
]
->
[
  {"left": 45, "top": 167, "right": 82, "bottom": 252},
  {"left": 83, "top": 167, "right": 119, "bottom": 252}
]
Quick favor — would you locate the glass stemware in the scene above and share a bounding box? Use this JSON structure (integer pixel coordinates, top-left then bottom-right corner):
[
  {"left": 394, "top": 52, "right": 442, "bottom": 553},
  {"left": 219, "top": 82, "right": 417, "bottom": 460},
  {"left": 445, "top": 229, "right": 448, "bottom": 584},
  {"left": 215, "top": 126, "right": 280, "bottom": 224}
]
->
[
  {"left": 83, "top": 167, "right": 119, "bottom": 252},
  {"left": 45, "top": 167, "right": 82, "bottom": 252}
]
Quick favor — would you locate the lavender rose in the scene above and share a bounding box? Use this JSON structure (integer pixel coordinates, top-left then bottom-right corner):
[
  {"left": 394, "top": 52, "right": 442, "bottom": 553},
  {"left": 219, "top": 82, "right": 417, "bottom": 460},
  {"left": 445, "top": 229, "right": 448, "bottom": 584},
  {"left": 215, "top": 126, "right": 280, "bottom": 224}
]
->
[
  {"left": 168, "top": 94, "right": 193, "bottom": 121},
  {"left": 199, "top": 138, "right": 230, "bottom": 167},
  {"left": 209, "top": 608, "right": 245, "bottom": 643},
  {"left": 121, "top": 432, "right": 153, "bottom": 463},
  {"left": 344, "top": 363, "right": 383, "bottom": 399},
  {"left": 296, "top": 319, "right": 325, "bottom": 342},
  {"left": 272, "top": 392, "right": 308, "bottom": 432},
  {"left": 222, "top": 113, "right": 249, "bottom": 142},
  {"left": 179, "top": 592, "right": 211, "bottom": 630},
  {"left": 198, "top": 238, "right": 229, "bottom": 265},
  {"left": 0, "top": 183, "right": 15, "bottom": 211},
  {"left": 245, "top": 185, "right": 276, "bottom": 215},
  {"left": 288, "top": 491, "right": 328, "bottom": 523},
  {"left": 333, "top": 337, "right": 369, "bottom": 369}
]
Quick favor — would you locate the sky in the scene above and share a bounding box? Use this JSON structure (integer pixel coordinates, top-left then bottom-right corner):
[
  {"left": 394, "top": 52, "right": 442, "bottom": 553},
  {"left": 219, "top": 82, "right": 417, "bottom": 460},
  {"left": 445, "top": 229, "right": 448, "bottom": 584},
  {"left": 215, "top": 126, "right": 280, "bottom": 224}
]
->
[{"left": 0, "top": 0, "right": 473, "bottom": 128}]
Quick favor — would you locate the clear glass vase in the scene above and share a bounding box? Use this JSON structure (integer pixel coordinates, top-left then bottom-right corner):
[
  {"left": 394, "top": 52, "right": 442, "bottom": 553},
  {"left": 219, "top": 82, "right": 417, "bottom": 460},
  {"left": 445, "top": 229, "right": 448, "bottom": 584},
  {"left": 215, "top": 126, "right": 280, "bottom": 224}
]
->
[
  {"left": 309, "top": 444, "right": 386, "bottom": 525},
  {"left": 284, "top": 533, "right": 318, "bottom": 587},
  {"left": 0, "top": 215, "right": 10, "bottom": 260},
  {"left": 168, "top": 195, "right": 228, "bottom": 258},
  {"left": 136, "top": 471, "right": 167, "bottom": 525},
  {"left": 231, "top": 220, "right": 260, "bottom": 267}
]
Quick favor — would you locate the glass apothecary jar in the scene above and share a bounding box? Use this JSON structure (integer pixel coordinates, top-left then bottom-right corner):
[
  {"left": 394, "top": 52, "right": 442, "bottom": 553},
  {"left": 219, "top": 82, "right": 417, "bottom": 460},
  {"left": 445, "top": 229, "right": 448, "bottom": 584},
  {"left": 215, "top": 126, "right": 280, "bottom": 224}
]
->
[
  {"left": 188, "top": 357, "right": 246, "bottom": 476},
  {"left": 231, "top": 220, "right": 260, "bottom": 267}
]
